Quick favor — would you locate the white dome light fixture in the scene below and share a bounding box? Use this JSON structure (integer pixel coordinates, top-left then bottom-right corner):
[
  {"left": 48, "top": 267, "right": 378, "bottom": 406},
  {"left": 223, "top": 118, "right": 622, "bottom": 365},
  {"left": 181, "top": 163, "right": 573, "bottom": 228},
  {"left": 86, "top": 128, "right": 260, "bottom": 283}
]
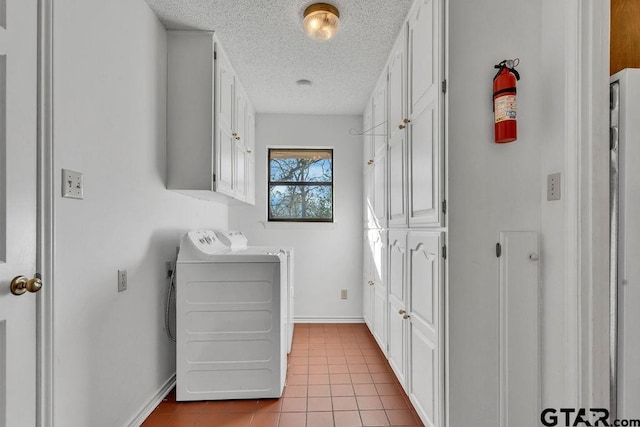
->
[{"left": 303, "top": 3, "right": 340, "bottom": 42}]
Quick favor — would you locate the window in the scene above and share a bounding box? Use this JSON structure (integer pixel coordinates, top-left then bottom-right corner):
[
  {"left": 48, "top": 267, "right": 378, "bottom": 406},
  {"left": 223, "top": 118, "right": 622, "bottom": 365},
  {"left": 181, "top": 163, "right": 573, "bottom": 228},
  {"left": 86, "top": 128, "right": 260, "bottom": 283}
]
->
[{"left": 268, "top": 148, "right": 333, "bottom": 222}]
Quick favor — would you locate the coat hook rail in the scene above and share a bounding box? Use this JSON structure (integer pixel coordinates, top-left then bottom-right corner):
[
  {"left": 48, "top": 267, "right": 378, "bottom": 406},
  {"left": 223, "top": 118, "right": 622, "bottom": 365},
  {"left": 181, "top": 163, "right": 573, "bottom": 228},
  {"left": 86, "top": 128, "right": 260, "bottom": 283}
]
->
[{"left": 349, "top": 121, "right": 388, "bottom": 137}]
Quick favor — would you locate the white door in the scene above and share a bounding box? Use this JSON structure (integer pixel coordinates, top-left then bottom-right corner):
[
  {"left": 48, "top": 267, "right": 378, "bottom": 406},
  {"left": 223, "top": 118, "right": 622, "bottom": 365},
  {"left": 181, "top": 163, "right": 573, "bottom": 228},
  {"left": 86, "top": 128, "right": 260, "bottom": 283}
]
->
[{"left": 0, "top": 1, "right": 39, "bottom": 426}]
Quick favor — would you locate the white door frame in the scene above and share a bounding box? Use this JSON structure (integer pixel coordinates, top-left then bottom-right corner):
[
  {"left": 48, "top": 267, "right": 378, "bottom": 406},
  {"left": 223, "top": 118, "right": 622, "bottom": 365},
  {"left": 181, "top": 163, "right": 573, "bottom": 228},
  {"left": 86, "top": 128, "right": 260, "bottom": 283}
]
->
[
  {"left": 36, "top": 0, "right": 54, "bottom": 425},
  {"left": 565, "top": 0, "right": 610, "bottom": 413}
]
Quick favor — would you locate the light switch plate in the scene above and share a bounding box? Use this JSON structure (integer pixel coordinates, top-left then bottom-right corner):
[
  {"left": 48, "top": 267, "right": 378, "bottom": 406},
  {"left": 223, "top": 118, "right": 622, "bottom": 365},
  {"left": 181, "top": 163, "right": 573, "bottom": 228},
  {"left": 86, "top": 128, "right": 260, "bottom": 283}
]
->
[
  {"left": 547, "top": 172, "right": 561, "bottom": 201},
  {"left": 62, "top": 169, "right": 83, "bottom": 199}
]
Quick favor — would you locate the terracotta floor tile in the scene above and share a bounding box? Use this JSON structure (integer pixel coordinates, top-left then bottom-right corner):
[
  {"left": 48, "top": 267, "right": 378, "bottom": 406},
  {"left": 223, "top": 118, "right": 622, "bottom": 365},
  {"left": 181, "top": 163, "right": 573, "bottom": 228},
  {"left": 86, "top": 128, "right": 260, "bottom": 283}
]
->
[
  {"left": 343, "top": 348, "right": 362, "bottom": 356},
  {"left": 309, "top": 365, "right": 329, "bottom": 374},
  {"left": 385, "top": 409, "right": 418, "bottom": 426},
  {"left": 309, "top": 356, "right": 328, "bottom": 365},
  {"left": 326, "top": 348, "right": 345, "bottom": 356},
  {"left": 256, "top": 399, "right": 283, "bottom": 412},
  {"left": 307, "top": 397, "right": 333, "bottom": 412},
  {"left": 290, "top": 356, "right": 308, "bottom": 365},
  {"left": 353, "top": 384, "right": 378, "bottom": 396},
  {"left": 375, "top": 383, "right": 402, "bottom": 396},
  {"left": 287, "top": 374, "right": 308, "bottom": 385},
  {"left": 306, "top": 411, "right": 335, "bottom": 427},
  {"left": 308, "top": 374, "right": 330, "bottom": 385},
  {"left": 379, "top": 395, "right": 409, "bottom": 410},
  {"left": 371, "top": 373, "right": 396, "bottom": 384},
  {"left": 278, "top": 412, "right": 307, "bottom": 427},
  {"left": 308, "top": 385, "right": 332, "bottom": 397},
  {"left": 288, "top": 365, "right": 309, "bottom": 375},
  {"left": 284, "top": 385, "right": 308, "bottom": 398},
  {"left": 328, "top": 356, "right": 347, "bottom": 365},
  {"left": 332, "top": 396, "right": 358, "bottom": 411},
  {"left": 346, "top": 356, "right": 366, "bottom": 365},
  {"left": 329, "top": 373, "right": 352, "bottom": 384},
  {"left": 350, "top": 373, "right": 373, "bottom": 384},
  {"left": 141, "top": 412, "right": 173, "bottom": 426},
  {"left": 166, "top": 412, "right": 204, "bottom": 426},
  {"left": 364, "top": 355, "right": 385, "bottom": 364},
  {"left": 251, "top": 411, "right": 280, "bottom": 427},
  {"left": 331, "top": 384, "right": 355, "bottom": 397},
  {"left": 356, "top": 396, "right": 383, "bottom": 410},
  {"left": 359, "top": 410, "right": 390, "bottom": 426},
  {"left": 341, "top": 342, "right": 360, "bottom": 349},
  {"left": 154, "top": 402, "right": 180, "bottom": 414},
  {"left": 174, "top": 401, "right": 210, "bottom": 414},
  {"left": 218, "top": 412, "right": 254, "bottom": 427},
  {"left": 366, "top": 364, "right": 389, "bottom": 374},
  {"left": 291, "top": 349, "right": 310, "bottom": 357},
  {"left": 328, "top": 364, "right": 349, "bottom": 374},
  {"left": 224, "top": 400, "right": 259, "bottom": 413},
  {"left": 333, "top": 410, "right": 363, "bottom": 427},
  {"left": 281, "top": 397, "right": 307, "bottom": 412},
  {"left": 348, "top": 364, "right": 369, "bottom": 374}
]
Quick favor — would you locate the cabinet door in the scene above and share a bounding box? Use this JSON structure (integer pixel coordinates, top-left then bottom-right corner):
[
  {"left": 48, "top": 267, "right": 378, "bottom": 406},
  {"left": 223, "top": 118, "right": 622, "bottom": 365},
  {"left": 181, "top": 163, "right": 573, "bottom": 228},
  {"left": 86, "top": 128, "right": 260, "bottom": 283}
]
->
[
  {"left": 234, "top": 141, "right": 247, "bottom": 201},
  {"left": 408, "top": 0, "right": 441, "bottom": 227},
  {"left": 387, "top": 34, "right": 408, "bottom": 228},
  {"left": 371, "top": 229, "right": 387, "bottom": 350},
  {"left": 363, "top": 232, "right": 374, "bottom": 328},
  {"left": 245, "top": 108, "right": 256, "bottom": 205},
  {"left": 387, "top": 230, "right": 407, "bottom": 385},
  {"left": 363, "top": 102, "right": 375, "bottom": 229},
  {"left": 372, "top": 74, "right": 388, "bottom": 227},
  {"left": 407, "top": 231, "right": 443, "bottom": 427},
  {"left": 214, "top": 47, "right": 235, "bottom": 196}
]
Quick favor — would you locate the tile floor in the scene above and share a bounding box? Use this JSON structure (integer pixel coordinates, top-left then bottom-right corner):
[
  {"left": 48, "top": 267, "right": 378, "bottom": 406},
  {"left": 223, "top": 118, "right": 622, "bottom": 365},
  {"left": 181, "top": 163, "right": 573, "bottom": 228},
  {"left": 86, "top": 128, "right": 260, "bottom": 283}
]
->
[{"left": 142, "top": 323, "right": 424, "bottom": 427}]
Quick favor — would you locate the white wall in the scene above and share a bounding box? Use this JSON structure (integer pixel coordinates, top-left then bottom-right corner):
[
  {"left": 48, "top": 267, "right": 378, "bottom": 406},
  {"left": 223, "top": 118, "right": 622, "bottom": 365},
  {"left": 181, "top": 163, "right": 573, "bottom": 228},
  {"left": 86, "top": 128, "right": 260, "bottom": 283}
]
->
[
  {"left": 52, "top": 1, "right": 228, "bottom": 426},
  {"left": 229, "top": 114, "right": 363, "bottom": 322},
  {"left": 447, "top": 1, "right": 543, "bottom": 426}
]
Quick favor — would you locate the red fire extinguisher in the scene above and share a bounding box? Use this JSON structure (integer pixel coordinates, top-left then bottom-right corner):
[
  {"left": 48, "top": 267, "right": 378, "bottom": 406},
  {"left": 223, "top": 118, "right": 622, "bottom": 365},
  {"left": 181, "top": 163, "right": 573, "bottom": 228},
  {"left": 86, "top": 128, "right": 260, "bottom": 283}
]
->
[{"left": 493, "top": 59, "right": 520, "bottom": 143}]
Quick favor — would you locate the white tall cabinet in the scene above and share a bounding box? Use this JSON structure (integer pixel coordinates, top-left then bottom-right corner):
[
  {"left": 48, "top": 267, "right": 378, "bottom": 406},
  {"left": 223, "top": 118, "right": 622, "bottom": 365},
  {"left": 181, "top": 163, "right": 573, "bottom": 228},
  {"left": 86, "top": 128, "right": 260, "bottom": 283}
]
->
[
  {"left": 362, "top": 0, "right": 444, "bottom": 426},
  {"left": 166, "top": 31, "right": 256, "bottom": 205}
]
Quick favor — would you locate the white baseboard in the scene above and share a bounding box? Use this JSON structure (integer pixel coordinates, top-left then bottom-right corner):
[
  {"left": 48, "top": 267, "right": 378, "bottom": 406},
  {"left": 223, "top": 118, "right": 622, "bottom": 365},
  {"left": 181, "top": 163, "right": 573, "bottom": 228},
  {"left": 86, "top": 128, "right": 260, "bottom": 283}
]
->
[
  {"left": 127, "top": 373, "right": 176, "bottom": 427},
  {"left": 294, "top": 316, "right": 365, "bottom": 324}
]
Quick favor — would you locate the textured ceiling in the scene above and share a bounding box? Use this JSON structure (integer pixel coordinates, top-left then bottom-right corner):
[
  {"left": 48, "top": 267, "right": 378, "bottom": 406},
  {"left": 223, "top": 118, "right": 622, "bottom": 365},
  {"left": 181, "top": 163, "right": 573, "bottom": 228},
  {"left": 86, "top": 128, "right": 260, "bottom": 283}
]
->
[{"left": 144, "top": 0, "right": 414, "bottom": 115}]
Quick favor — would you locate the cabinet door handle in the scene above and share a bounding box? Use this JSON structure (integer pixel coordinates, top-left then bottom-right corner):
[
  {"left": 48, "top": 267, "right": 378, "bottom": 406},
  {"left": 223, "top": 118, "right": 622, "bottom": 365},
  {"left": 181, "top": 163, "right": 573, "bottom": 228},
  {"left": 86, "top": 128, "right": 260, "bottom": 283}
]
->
[
  {"left": 235, "top": 136, "right": 241, "bottom": 141},
  {"left": 367, "top": 159, "right": 374, "bottom": 165},
  {"left": 398, "top": 309, "right": 406, "bottom": 315},
  {"left": 398, "top": 124, "right": 405, "bottom": 130},
  {"left": 403, "top": 118, "right": 411, "bottom": 124},
  {"left": 247, "top": 149, "right": 252, "bottom": 154},
  {"left": 403, "top": 314, "right": 410, "bottom": 320},
  {"left": 368, "top": 281, "right": 374, "bottom": 286},
  {"left": 232, "top": 132, "right": 238, "bottom": 137}
]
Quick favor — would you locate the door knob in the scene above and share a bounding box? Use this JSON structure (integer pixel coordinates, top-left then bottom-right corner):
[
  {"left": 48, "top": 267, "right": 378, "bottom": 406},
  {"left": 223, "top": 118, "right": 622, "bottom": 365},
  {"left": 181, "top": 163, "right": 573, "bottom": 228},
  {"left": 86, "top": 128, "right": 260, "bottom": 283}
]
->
[
  {"left": 398, "top": 309, "right": 406, "bottom": 315},
  {"left": 10, "top": 274, "right": 43, "bottom": 296}
]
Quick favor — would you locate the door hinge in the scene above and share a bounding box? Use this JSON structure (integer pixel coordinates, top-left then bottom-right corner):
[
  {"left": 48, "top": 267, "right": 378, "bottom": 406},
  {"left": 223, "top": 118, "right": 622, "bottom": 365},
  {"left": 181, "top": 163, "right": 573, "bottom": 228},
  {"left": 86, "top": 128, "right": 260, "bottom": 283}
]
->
[
  {"left": 442, "top": 80, "right": 447, "bottom": 93},
  {"left": 214, "top": 51, "right": 217, "bottom": 60},
  {"left": 442, "top": 245, "right": 447, "bottom": 259},
  {"left": 213, "top": 173, "right": 216, "bottom": 183},
  {"left": 442, "top": 199, "right": 447, "bottom": 214},
  {"left": 496, "top": 243, "right": 502, "bottom": 257}
]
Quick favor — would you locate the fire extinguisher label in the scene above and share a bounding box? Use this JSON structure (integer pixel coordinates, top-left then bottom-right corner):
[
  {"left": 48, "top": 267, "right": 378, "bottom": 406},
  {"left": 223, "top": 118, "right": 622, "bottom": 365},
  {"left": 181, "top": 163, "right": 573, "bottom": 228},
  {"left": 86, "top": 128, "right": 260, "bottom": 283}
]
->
[{"left": 494, "top": 95, "right": 517, "bottom": 123}]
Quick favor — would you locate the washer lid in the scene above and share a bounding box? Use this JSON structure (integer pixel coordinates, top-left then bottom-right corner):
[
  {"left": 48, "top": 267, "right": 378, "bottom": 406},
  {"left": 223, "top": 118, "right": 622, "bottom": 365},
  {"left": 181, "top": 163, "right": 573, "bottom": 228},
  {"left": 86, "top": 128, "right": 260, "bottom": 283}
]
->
[{"left": 215, "top": 230, "right": 248, "bottom": 249}]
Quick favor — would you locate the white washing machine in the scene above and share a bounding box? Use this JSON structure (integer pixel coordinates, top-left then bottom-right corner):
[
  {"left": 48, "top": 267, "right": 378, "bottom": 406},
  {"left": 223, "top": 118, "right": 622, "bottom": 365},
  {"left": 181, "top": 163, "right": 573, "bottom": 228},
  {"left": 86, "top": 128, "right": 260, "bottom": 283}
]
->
[
  {"left": 175, "top": 230, "right": 287, "bottom": 401},
  {"left": 215, "top": 231, "right": 295, "bottom": 354}
]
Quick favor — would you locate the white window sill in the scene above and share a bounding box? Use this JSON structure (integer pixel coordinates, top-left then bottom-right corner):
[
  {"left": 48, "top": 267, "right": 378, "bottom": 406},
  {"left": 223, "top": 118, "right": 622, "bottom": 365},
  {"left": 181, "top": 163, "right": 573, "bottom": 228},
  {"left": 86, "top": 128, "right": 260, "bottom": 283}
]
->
[{"left": 259, "top": 221, "right": 337, "bottom": 230}]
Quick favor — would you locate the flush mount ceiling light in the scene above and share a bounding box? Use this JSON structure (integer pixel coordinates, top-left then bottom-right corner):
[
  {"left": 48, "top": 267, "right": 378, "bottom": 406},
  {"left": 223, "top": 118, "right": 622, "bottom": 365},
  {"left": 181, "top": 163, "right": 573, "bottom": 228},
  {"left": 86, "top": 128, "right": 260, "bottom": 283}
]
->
[{"left": 303, "top": 3, "right": 340, "bottom": 41}]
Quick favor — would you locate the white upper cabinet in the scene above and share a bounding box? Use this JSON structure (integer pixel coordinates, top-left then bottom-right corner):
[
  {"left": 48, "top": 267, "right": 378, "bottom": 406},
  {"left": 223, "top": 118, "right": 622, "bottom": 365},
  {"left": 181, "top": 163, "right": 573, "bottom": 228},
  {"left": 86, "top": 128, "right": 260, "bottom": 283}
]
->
[
  {"left": 246, "top": 107, "right": 256, "bottom": 205},
  {"left": 388, "top": 32, "right": 408, "bottom": 228},
  {"left": 408, "top": 0, "right": 442, "bottom": 226},
  {"left": 166, "top": 31, "right": 255, "bottom": 203}
]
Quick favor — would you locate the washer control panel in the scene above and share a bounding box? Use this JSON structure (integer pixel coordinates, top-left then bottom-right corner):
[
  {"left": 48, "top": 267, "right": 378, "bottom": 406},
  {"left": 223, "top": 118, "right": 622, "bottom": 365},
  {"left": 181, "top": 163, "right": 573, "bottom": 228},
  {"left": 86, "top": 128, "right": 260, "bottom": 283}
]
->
[
  {"left": 187, "top": 230, "right": 227, "bottom": 255},
  {"left": 215, "top": 230, "right": 248, "bottom": 249}
]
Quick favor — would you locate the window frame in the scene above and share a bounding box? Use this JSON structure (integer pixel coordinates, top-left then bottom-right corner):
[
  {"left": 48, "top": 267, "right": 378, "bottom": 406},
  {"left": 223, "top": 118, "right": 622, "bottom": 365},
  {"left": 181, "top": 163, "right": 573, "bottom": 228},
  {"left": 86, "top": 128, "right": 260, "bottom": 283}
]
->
[{"left": 267, "top": 148, "right": 334, "bottom": 223}]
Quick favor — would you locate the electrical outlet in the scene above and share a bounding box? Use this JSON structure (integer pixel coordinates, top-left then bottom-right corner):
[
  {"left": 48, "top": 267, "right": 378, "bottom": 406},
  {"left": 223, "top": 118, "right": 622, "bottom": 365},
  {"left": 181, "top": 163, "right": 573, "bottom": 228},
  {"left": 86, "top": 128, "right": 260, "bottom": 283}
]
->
[
  {"left": 118, "top": 269, "right": 127, "bottom": 292},
  {"left": 62, "top": 169, "right": 84, "bottom": 199},
  {"left": 547, "top": 172, "right": 561, "bottom": 201},
  {"left": 341, "top": 289, "right": 348, "bottom": 300}
]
